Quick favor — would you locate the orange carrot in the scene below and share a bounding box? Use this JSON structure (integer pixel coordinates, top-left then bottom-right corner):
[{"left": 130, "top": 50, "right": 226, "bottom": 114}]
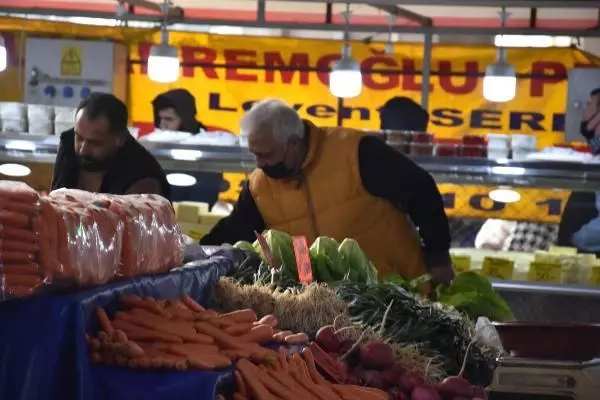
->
[
  {"left": 257, "top": 314, "right": 278, "bottom": 328},
  {"left": 180, "top": 294, "right": 206, "bottom": 312},
  {"left": 221, "top": 349, "right": 253, "bottom": 359},
  {"left": 143, "top": 297, "right": 172, "bottom": 318},
  {"left": 95, "top": 307, "right": 114, "bottom": 337},
  {"left": 237, "top": 359, "right": 277, "bottom": 400},
  {"left": 234, "top": 371, "right": 247, "bottom": 397},
  {"left": 112, "top": 319, "right": 183, "bottom": 343},
  {"left": 224, "top": 322, "right": 253, "bottom": 336},
  {"left": 272, "top": 330, "right": 293, "bottom": 342},
  {"left": 278, "top": 346, "right": 288, "bottom": 372},
  {"left": 217, "top": 309, "right": 257, "bottom": 324},
  {"left": 112, "top": 329, "right": 128, "bottom": 343},
  {"left": 194, "top": 322, "right": 248, "bottom": 350},
  {"left": 239, "top": 324, "right": 274, "bottom": 344},
  {"left": 167, "top": 343, "right": 220, "bottom": 357},
  {"left": 302, "top": 348, "right": 329, "bottom": 386},
  {"left": 284, "top": 332, "right": 309, "bottom": 345},
  {"left": 257, "top": 367, "right": 296, "bottom": 400},
  {"left": 90, "top": 352, "right": 102, "bottom": 363}
]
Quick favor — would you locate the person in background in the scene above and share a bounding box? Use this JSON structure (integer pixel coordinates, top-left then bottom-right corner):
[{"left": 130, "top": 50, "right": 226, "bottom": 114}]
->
[
  {"left": 560, "top": 87, "right": 600, "bottom": 254},
  {"left": 380, "top": 96, "right": 483, "bottom": 249},
  {"left": 379, "top": 96, "right": 430, "bottom": 131},
  {"left": 201, "top": 98, "right": 454, "bottom": 285},
  {"left": 51, "top": 92, "right": 169, "bottom": 196},
  {"left": 152, "top": 89, "right": 227, "bottom": 207}
]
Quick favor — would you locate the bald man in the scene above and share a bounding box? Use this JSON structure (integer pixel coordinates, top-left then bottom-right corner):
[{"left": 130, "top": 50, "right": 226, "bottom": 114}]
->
[{"left": 200, "top": 99, "right": 453, "bottom": 285}]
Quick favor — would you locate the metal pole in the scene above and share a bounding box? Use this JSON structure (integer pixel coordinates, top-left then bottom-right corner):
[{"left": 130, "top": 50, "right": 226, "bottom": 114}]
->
[
  {"left": 420, "top": 32, "right": 433, "bottom": 111},
  {"left": 337, "top": 97, "right": 344, "bottom": 127}
]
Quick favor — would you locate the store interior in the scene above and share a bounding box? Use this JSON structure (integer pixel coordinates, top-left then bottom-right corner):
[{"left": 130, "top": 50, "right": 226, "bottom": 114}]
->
[{"left": 0, "top": 0, "right": 600, "bottom": 399}]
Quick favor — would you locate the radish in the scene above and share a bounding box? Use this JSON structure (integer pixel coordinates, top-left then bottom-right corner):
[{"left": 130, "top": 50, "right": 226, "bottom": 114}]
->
[
  {"left": 315, "top": 325, "right": 341, "bottom": 353},
  {"left": 436, "top": 339, "right": 476, "bottom": 397},
  {"left": 399, "top": 370, "right": 425, "bottom": 391},
  {"left": 359, "top": 341, "right": 396, "bottom": 370},
  {"left": 472, "top": 386, "right": 486, "bottom": 398},
  {"left": 411, "top": 385, "right": 441, "bottom": 400}
]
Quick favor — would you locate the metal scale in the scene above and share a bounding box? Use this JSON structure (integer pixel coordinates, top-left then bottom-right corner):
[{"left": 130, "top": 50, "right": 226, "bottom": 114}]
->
[{"left": 487, "top": 357, "right": 600, "bottom": 399}]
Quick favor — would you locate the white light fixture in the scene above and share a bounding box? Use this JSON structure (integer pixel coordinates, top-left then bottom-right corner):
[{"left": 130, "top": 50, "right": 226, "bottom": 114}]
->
[
  {"left": 0, "top": 163, "right": 31, "bottom": 177},
  {"left": 147, "top": 0, "right": 179, "bottom": 83},
  {"left": 490, "top": 166, "right": 525, "bottom": 176},
  {"left": 329, "top": 6, "right": 362, "bottom": 99},
  {"left": 5, "top": 140, "right": 37, "bottom": 151},
  {"left": 167, "top": 173, "right": 197, "bottom": 187},
  {"left": 483, "top": 8, "right": 517, "bottom": 103},
  {"left": 0, "top": 35, "right": 7, "bottom": 72},
  {"left": 170, "top": 149, "right": 204, "bottom": 161},
  {"left": 489, "top": 188, "right": 521, "bottom": 203}
]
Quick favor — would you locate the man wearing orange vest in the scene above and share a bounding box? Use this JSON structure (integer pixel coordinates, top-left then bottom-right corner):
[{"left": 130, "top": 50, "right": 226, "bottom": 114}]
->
[{"left": 200, "top": 99, "right": 454, "bottom": 284}]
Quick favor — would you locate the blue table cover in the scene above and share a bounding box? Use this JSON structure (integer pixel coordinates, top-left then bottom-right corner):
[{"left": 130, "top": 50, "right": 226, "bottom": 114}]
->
[{"left": 0, "top": 253, "right": 237, "bottom": 400}]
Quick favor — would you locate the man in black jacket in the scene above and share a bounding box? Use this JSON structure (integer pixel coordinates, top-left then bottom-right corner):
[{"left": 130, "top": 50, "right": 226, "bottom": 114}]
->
[
  {"left": 152, "top": 89, "right": 227, "bottom": 206},
  {"left": 51, "top": 93, "right": 169, "bottom": 196}
]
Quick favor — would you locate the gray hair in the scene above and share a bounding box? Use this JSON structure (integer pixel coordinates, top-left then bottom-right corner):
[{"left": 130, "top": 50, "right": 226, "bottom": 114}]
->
[{"left": 240, "top": 99, "right": 304, "bottom": 145}]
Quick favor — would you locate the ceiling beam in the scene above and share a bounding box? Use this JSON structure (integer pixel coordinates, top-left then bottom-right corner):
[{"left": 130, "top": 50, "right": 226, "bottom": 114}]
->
[
  {"left": 370, "top": 4, "right": 432, "bottom": 26},
  {"left": 121, "top": 0, "right": 183, "bottom": 19},
  {"left": 1, "top": 7, "right": 599, "bottom": 37}
]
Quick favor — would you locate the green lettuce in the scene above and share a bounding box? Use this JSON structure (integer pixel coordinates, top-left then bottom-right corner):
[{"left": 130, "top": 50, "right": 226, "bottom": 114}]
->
[
  {"left": 233, "top": 241, "right": 256, "bottom": 253},
  {"left": 436, "top": 271, "right": 514, "bottom": 322},
  {"left": 310, "top": 237, "right": 342, "bottom": 281},
  {"left": 338, "top": 238, "right": 378, "bottom": 283},
  {"left": 253, "top": 230, "right": 298, "bottom": 281}
]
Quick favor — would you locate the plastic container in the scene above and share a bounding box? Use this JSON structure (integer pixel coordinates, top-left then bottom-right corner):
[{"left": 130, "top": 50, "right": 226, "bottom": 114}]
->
[
  {"left": 487, "top": 147, "right": 510, "bottom": 160},
  {"left": 435, "top": 142, "right": 460, "bottom": 157},
  {"left": 409, "top": 132, "right": 434, "bottom": 156},
  {"left": 511, "top": 147, "right": 535, "bottom": 160},
  {"left": 510, "top": 134, "right": 537, "bottom": 149},
  {"left": 384, "top": 130, "right": 412, "bottom": 154},
  {"left": 493, "top": 322, "right": 600, "bottom": 361},
  {"left": 487, "top": 133, "right": 510, "bottom": 148},
  {"left": 462, "top": 135, "right": 486, "bottom": 157}
]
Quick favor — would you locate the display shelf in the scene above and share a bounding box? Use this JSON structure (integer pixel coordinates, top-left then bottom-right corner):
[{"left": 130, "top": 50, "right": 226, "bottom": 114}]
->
[
  {"left": 1, "top": 132, "right": 600, "bottom": 189},
  {"left": 492, "top": 280, "right": 600, "bottom": 298}
]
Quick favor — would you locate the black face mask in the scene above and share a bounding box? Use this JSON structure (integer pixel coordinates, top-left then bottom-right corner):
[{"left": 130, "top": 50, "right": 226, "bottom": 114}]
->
[
  {"left": 261, "top": 161, "right": 295, "bottom": 180},
  {"left": 581, "top": 120, "right": 596, "bottom": 140},
  {"left": 77, "top": 156, "right": 113, "bottom": 172}
]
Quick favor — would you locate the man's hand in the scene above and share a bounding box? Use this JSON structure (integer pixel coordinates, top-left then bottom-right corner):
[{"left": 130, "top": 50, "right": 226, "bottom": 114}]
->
[{"left": 429, "top": 264, "right": 455, "bottom": 286}]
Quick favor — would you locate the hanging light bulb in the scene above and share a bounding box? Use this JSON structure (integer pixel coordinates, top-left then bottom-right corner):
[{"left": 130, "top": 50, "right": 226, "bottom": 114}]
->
[
  {"left": 0, "top": 35, "right": 7, "bottom": 72},
  {"left": 148, "top": 41, "right": 179, "bottom": 83},
  {"left": 329, "top": 44, "right": 362, "bottom": 98},
  {"left": 329, "top": 6, "right": 362, "bottom": 99},
  {"left": 483, "top": 8, "right": 516, "bottom": 103},
  {"left": 147, "top": 1, "right": 179, "bottom": 83}
]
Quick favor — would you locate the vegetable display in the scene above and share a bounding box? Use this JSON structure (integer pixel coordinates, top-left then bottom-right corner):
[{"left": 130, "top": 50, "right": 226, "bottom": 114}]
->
[
  {"left": 233, "top": 230, "right": 378, "bottom": 286},
  {"left": 384, "top": 272, "right": 513, "bottom": 322},
  {"left": 0, "top": 182, "right": 184, "bottom": 300},
  {"left": 235, "top": 347, "right": 389, "bottom": 400},
  {"left": 336, "top": 282, "right": 498, "bottom": 386},
  {"left": 87, "top": 294, "right": 310, "bottom": 370}
]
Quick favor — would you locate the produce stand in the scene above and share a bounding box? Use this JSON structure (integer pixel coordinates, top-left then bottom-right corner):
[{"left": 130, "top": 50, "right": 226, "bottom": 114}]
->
[
  {"left": 0, "top": 253, "right": 236, "bottom": 400},
  {"left": 2, "top": 132, "right": 600, "bottom": 322}
]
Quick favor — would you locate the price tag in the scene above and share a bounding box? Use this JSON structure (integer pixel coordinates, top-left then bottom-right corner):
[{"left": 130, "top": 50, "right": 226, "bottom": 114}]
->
[
  {"left": 588, "top": 267, "right": 600, "bottom": 286},
  {"left": 527, "top": 262, "right": 562, "bottom": 283},
  {"left": 254, "top": 231, "right": 280, "bottom": 269},
  {"left": 481, "top": 257, "right": 514, "bottom": 280},
  {"left": 292, "top": 236, "right": 313, "bottom": 285},
  {"left": 451, "top": 255, "right": 471, "bottom": 274}
]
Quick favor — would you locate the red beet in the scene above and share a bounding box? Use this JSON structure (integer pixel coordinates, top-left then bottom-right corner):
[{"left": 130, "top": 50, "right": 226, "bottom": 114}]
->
[
  {"left": 411, "top": 385, "right": 441, "bottom": 400},
  {"left": 388, "top": 387, "right": 410, "bottom": 400},
  {"left": 352, "top": 366, "right": 386, "bottom": 389},
  {"left": 316, "top": 325, "right": 341, "bottom": 353},
  {"left": 472, "top": 386, "right": 486, "bottom": 398},
  {"left": 360, "top": 341, "right": 396, "bottom": 370},
  {"left": 339, "top": 339, "right": 355, "bottom": 354},
  {"left": 399, "top": 370, "right": 425, "bottom": 391},
  {"left": 339, "top": 339, "right": 361, "bottom": 367},
  {"left": 436, "top": 376, "right": 474, "bottom": 397}
]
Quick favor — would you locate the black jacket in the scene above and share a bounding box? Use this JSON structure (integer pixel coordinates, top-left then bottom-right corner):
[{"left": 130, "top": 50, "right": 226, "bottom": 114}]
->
[
  {"left": 152, "top": 89, "right": 226, "bottom": 206},
  {"left": 200, "top": 135, "right": 451, "bottom": 268},
  {"left": 51, "top": 129, "right": 170, "bottom": 197}
]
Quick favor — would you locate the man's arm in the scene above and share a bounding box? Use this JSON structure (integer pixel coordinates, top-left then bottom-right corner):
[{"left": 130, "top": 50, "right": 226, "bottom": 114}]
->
[
  {"left": 126, "top": 178, "right": 164, "bottom": 195},
  {"left": 200, "top": 181, "right": 266, "bottom": 245},
  {"left": 357, "top": 136, "right": 452, "bottom": 273}
]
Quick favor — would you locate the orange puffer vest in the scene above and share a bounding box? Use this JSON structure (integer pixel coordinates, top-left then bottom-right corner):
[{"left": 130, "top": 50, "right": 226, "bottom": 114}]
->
[{"left": 249, "top": 121, "right": 426, "bottom": 279}]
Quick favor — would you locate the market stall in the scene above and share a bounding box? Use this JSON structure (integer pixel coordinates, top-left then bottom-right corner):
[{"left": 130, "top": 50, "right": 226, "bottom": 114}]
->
[{"left": 1, "top": 130, "right": 600, "bottom": 322}]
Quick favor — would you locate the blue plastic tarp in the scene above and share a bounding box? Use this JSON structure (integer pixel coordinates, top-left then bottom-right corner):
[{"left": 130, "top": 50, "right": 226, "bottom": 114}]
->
[{"left": 0, "top": 254, "right": 236, "bottom": 400}]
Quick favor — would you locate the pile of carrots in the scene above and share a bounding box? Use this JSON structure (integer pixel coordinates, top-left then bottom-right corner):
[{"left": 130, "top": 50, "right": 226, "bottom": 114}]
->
[
  {"left": 87, "top": 294, "right": 310, "bottom": 370},
  {"left": 234, "top": 348, "right": 388, "bottom": 400},
  {"left": 0, "top": 182, "right": 184, "bottom": 300}
]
